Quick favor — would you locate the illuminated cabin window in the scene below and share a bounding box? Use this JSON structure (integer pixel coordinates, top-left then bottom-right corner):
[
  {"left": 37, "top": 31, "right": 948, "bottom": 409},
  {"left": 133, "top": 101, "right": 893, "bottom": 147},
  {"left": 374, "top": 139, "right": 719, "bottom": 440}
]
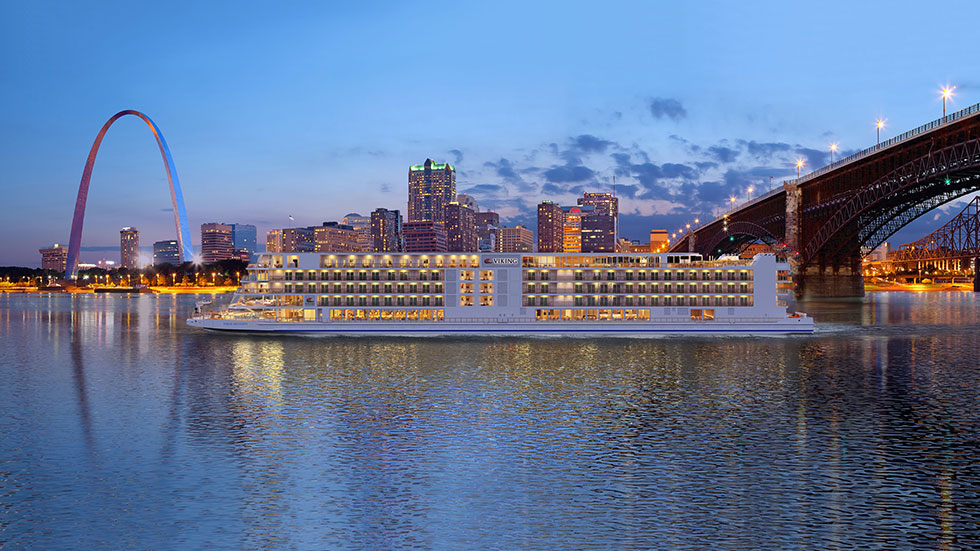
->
[
  {"left": 479, "top": 295, "right": 494, "bottom": 306},
  {"left": 460, "top": 270, "right": 475, "bottom": 281},
  {"left": 460, "top": 283, "right": 474, "bottom": 293},
  {"left": 479, "top": 283, "right": 493, "bottom": 294},
  {"left": 460, "top": 296, "right": 475, "bottom": 306},
  {"left": 479, "top": 270, "right": 493, "bottom": 281},
  {"left": 690, "top": 309, "right": 715, "bottom": 321}
]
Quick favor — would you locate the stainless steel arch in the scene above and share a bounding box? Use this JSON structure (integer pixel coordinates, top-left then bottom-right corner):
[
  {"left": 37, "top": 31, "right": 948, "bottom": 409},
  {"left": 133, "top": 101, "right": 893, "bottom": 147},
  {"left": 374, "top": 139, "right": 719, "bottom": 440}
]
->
[{"left": 66, "top": 110, "right": 193, "bottom": 279}]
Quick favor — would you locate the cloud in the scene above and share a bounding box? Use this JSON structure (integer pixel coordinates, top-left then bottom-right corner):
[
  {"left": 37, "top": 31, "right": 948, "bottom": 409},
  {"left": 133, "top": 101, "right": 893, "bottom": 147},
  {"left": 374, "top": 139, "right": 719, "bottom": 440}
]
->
[
  {"left": 463, "top": 184, "right": 505, "bottom": 195},
  {"left": 543, "top": 165, "right": 595, "bottom": 183},
  {"left": 569, "top": 134, "right": 614, "bottom": 154},
  {"left": 380, "top": 183, "right": 392, "bottom": 193},
  {"left": 707, "top": 145, "right": 739, "bottom": 164},
  {"left": 449, "top": 149, "right": 464, "bottom": 164},
  {"left": 648, "top": 98, "right": 687, "bottom": 121},
  {"left": 741, "top": 140, "right": 792, "bottom": 161}
]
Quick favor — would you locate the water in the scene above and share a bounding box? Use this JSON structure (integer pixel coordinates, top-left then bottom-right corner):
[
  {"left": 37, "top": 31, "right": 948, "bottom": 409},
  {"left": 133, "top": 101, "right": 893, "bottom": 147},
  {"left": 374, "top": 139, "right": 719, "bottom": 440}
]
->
[{"left": 1, "top": 292, "right": 979, "bottom": 550}]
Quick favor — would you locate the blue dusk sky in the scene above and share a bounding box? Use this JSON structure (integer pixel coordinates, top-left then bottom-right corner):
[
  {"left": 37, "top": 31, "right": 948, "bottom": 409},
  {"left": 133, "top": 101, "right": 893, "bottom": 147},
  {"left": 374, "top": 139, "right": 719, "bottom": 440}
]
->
[{"left": 2, "top": 1, "right": 980, "bottom": 266}]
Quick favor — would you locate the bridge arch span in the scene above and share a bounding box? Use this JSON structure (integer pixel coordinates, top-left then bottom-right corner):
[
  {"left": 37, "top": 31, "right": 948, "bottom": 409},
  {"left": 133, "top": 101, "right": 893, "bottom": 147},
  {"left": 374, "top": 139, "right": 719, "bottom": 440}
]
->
[{"left": 66, "top": 110, "right": 193, "bottom": 279}]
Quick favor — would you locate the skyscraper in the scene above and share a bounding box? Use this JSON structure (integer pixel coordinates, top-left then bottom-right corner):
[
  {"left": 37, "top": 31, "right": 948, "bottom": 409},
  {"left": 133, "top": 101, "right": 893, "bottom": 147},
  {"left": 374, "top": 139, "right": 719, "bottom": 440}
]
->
[
  {"left": 370, "top": 208, "right": 403, "bottom": 252},
  {"left": 120, "top": 227, "right": 139, "bottom": 269},
  {"left": 408, "top": 159, "right": 456, "bottom": 223},
  {"left": 39, "top": 244, "right": 68, "bottom": 272},
  {"left": 153, "top": 240, "right": 180, "bottom": 265},
  {"left": 280, "top": 227, "right": 315, "bottom": 252},
  {"left": 496, "top": 225, "right": 534, "bottom": 252},
  {"left": 314, "top": 222, "right": 361, "bottom": 252},
  {"left": 231, "top": 224, "right": 257, "bottom": 261},
  {"left": 341, "top": 213, "right": 371, "bottom": 252},
  {"left": 201, "top": 223, "right": 235, "bottom": 263},
  {"left": 581, "top": 214, "right": 616, "bottom": 252},
  {"left": 266, "top": 229, "right": 283, "bottom": 253},
  {"left": 537, "top": 200, "right": 565, "bottom": 252},
  {"left": 445, "top": 202, "right": 477, "bottom": 252},
  {"left": 456, "top": 193, "right": 479, "bottom": 212},
  {"left": 561, "top": 207, "right": 590, "bottom": 253},
  {"left": 402, "top": 221, "right": 448, "bottom": 252},
  {"left": 577, "top": 192, "right": 619, "bottom": 245},
  {"left": 474, "top": 211, "right": 500, "bottom": 252}
]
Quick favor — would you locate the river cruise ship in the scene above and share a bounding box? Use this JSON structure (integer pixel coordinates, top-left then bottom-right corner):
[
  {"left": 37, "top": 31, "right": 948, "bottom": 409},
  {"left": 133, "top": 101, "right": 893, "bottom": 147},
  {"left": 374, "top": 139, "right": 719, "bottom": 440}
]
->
[{"left": 187, "top": 252, "right": 813, "bottom": 335}]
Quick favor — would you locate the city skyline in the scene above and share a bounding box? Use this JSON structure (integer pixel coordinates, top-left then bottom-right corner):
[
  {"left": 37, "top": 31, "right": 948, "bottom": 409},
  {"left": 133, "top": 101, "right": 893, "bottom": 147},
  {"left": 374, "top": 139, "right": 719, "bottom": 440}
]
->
[{"left": 4, "top": 2, "right": 980, "bottom": 267}]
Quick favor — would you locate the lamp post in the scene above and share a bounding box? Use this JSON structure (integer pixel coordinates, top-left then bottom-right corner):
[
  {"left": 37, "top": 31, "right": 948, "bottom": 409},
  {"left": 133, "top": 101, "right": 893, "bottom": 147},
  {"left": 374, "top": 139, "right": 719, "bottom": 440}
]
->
[
  {"left": 876, "top": 119, "right": 885, "bottom": 145},
  {"left": 941, "top": 86, "right": 955, "bottom": 117},
  {"left": 796, "top": 159, "right": 805, "bottom": 178},
  {"left": 747, "top": 186, "right": 754, "bottom": 200},
  {"left": 830, "top": 142, "right": 838, "bottom": 166}
]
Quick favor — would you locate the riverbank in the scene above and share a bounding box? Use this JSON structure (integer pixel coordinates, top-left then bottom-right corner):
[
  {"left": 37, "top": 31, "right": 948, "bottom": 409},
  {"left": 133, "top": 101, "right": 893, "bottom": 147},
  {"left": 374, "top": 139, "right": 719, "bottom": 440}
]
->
[{"left": 0, "top": 285, "right": 237, "bottom": 294}]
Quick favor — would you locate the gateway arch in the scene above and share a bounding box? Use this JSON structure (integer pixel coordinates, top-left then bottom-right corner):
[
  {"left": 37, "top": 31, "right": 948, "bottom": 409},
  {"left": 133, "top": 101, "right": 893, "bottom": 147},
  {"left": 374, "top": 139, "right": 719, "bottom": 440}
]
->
[{"left": 65, "top": 110, "right": 193, "bottom": 279}]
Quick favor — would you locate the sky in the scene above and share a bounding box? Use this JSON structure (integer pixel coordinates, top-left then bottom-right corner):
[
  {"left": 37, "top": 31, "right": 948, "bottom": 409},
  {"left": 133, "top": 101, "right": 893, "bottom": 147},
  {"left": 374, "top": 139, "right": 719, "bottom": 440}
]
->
[{"left": 3, "top": 0, "right": 980, "bottom": 267}]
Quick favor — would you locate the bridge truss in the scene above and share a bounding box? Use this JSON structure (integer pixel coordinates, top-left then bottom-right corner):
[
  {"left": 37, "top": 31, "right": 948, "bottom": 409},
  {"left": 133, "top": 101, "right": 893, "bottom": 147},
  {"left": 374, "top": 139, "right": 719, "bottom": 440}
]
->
[{"left": 890, "top": 195, "right": 980, "bottom": 264}]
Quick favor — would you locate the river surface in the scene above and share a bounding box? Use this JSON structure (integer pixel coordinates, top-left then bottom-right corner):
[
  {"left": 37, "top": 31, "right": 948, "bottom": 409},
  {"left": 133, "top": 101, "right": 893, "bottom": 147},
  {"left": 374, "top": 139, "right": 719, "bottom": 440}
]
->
[{"left": 1, "top": 292, "right": 979, "bottom": 550}]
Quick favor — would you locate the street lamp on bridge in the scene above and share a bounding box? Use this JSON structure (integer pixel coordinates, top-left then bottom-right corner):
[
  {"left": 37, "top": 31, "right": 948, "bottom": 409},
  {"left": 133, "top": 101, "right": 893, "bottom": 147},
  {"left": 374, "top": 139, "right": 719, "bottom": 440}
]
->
[
  {"left": 876, "top": 119, "right": 886, "bottom": 145},
  {"left": 747, "top": 186, "right": 754, "bottom": 200},
  {"left": 795, "top": 159, "right": 805, "bottom": 178},
  {"left": 830, "top": 142, "right": 838, "bottom": 166},
  {"left": 941, "top": 86, "right": 955, "bottom": 117}
]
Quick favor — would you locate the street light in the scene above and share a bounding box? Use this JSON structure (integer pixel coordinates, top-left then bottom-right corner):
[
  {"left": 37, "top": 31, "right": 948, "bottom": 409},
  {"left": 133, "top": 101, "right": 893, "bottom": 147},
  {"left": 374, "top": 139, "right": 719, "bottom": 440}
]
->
[
  {"left": 830, "top": 142, "right": 838, "bottom": 165},
  {"left": 876, "top": 119, "right": 885, "bottom": 145},
  {"left": 796, "top": 159, "right": 805, "bottom": 178},
  {"left": 747, "top": 186, "right": 754, "bottom": 200},
  {"left": 729, "top": 196, "right": 736, "bottom": 209},
  {"left": 941, "top": 86, "right": 955, "bottom": 117}
]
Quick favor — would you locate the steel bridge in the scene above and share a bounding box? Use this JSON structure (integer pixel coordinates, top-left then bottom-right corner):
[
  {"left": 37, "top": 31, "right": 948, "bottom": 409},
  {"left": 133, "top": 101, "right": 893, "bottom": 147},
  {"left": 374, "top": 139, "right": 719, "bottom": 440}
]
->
[
  {"left": 888, "top": 196, "right": 980, "bottom": 273},
  {"left": 671, "top": 103, "right": 980, "bottom": 297}
]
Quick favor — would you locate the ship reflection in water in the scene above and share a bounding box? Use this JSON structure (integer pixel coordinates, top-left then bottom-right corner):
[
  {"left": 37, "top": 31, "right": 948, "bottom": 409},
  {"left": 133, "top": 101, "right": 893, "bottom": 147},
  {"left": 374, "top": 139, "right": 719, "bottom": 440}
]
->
[{"left": 0, "top": 292, "right": 978, "bottom": 549}]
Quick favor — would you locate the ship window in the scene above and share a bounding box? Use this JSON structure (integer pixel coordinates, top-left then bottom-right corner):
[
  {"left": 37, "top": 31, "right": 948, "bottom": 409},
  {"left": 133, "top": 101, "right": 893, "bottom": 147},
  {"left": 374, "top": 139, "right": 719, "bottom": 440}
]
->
[
  {"left": 460, "top": 283, "right": 474, "bottom": 293},
  {"left": 460, "top": 295, "right": 474, "bottom": 306},
  {"left": 479, "top": 270, "right": 493, "bottom": 280},
  {"left": 479, "top": 295, "right": 494, "bottom": 306},
  {"left": 639, "top": 309, "right": 650, "bottom": 321},
  {"left": 461, "top": 270, "right": 475, "bottom": 281}
]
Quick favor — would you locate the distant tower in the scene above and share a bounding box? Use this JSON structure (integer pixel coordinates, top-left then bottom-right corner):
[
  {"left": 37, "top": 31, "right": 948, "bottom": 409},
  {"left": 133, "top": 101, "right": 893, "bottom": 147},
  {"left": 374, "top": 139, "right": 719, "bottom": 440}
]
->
[
  {"left": 445, "top": 202, "right": 477, "bottom": 252},
  {"left": 537, "top": 201, "right": 565, "bottom": 252},
  {"left": 266, "top": 229, "right": 283, "bottom": 253},
  {"left": 152, "top": 240, "right": 180, "bottom": 265},
  {"left": 341, "top": 213, "right": 371, "bottom": 251},
  {"left": 408, "top": 159, "right": 456, "bottom": 223},
  {"left": 120, "top": 227, "right": 139, "bottom": 269},
  {"left": 39, "top": 244, "right": 69, "bottom": 272},
  {"left": 200, "top": 223, "right": 234, "bottom": 263},
  {"left": 231, "top": 224, "right": 257, "bottom": 261},
  {"left": 370, "top": 208, "right": 403, "bottom": 252},
  {"left": 578, "top": 192, "right": 619, "bottom": 246}
]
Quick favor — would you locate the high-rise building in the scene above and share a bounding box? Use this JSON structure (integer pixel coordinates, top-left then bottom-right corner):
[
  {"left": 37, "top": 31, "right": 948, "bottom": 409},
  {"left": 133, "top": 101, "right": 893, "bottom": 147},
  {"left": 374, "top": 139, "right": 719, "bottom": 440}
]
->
[
  {"left": 402, "top": 221, "right": 448, "bottom": 252},
  {"left": 408, "top": 159, "right": 456, "bottom": 223},
  {"left": 445, "top": 202, "right": 477, "bottom": 252},
  {"left": 537, "top": 200, "right": 565, "bottom": 252},
  {"left": 561, "top": 207, "right": 590, "bottom": 253},
  {"left": 153, "top": 240, "right": 180, "bottom": 265},
  {"left": 201, "top": 223, "right": 235, "bottom": 263},
  {"left": 39, "top": 244, "right": 68, "bottom": 272},
  {"left": 314, "top": 222, "right": 361, "bottom": 252},
  {"left": 266, "top": 229, "right": 283, "bottom": 253},
  {"left": 474, "top": 211, "right": 500, "bottom": 253},
  {"left": 341, "top": 213, "right": 371, "bottom": 252},
  {"left": 120, "top": 227, "right": 139, "bottom": 269},
  {"left": 370, "top": 208, "right": 403, "bottom": 252},
  {"left": 496, "top": 225, "right": 534, "bottom": 253},
  {"left": 456, "top": 193, "right": 479, "bottom": 212},
  {"left": 280, "top": 227, "right": 315, "bottom": 252},
  {"left": 231, "top": 224, "right": 257, "bottom": 261},
  {"left": 577, "top": 192, "right": 619, "bottom": 243},
  {"left": 650, "top": 230, "right": 670, "bottom": 252},
  {"left": 581, "top": 214, "right": 616, "bottom": 252}
]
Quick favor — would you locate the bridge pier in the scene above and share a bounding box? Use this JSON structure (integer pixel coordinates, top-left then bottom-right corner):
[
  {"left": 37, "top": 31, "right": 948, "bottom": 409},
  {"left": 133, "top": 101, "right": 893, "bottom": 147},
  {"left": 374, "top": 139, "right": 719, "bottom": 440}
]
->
[
  {"left": 796, "top": 263, "right": 865, "bottom": 299},
  {"left": 975, "top": 257, "right": 979, "bottom": 292}
]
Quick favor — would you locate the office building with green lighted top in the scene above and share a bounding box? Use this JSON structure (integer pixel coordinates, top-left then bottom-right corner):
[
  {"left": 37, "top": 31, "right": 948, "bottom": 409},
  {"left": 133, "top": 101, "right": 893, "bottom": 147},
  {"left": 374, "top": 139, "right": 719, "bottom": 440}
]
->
[{"left": 408, "top": 159, "right": 456, "bottom": 224}]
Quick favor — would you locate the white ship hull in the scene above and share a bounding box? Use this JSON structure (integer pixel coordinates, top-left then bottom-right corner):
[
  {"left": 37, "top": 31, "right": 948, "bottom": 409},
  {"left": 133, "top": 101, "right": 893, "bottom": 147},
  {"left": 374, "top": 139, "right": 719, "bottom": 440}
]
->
[{"left": 187, "top": 317, "right": 814, "bottom": 336}]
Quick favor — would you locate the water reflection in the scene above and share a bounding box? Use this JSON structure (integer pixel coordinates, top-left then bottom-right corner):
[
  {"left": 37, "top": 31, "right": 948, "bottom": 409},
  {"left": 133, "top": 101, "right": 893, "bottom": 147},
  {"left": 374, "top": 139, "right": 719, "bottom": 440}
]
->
[{"left": 1, "top": 292, "right": 980, "bottom": 549}]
